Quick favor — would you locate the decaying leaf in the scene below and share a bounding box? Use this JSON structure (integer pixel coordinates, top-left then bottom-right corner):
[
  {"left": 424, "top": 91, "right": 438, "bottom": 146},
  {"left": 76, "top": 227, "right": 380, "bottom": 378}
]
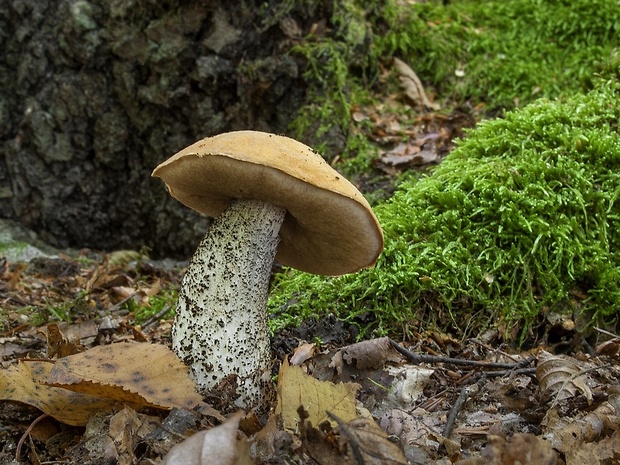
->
[
  {"left": 65, "top": 406, "right": 161, "bottom": 465},
  {"left": 393, "top": 57, "right": 440, "bottom": 111},
  {"left": 380, "top": 149, "right": 438, "bottom": 168},
  {"left": 596, "top": 338, "right": 620, "bottom": 357},
  {"left": 290, "top": 342, "right": 316, "bottom": 366},
  {"left": 379, "top": 408, "right": 441, "bottom": 454},
  {"left": 299, "top": 408, "right": 408, "bottom": 465},
  {"left": 454, "top": 433, "right": 558, "bottom": 465},
  {"left": 45, "top": 323, "right": 85, "bottom": 358},
  {"left": 330, "top": 337, "right": 403, "bottom": 374},
  {"left": 0, "top": 360, "right": 123, "bottom": 426},
  {"left": 385, "top": 365, "right": 435, "bottom": 405},
  {"left": 536, "top": 351, "right": 593, "bottom": 403},
  {"left": 107, "top": 406, "right": 161, "bottom": 465},
  {"left": 108, "top": 249, "right": 147, "bottom": 266},
  {"left": 276, "top": 358, "right": 358, "bottom": 431},
  {"left": 161, "top": 411, "right": 253, "bottom": 465},
  {"left": 541, "top": 404, "right": 620, "bottom": 465},
  {"left": 44, "top": 342, "right": 203, "bottom": 410}
]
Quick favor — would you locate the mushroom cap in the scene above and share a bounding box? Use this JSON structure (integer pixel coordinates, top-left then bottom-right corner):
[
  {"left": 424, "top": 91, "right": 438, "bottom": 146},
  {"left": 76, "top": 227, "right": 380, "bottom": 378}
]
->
[{"left": 152, "top": 130, "right": 383, "bottom": 275}]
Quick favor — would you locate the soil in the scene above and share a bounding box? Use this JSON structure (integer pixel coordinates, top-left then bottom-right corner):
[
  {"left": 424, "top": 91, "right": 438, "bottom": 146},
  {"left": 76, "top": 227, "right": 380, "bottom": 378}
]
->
[{"left": 1, "top": 253, "right": 619, "bottom": 464}]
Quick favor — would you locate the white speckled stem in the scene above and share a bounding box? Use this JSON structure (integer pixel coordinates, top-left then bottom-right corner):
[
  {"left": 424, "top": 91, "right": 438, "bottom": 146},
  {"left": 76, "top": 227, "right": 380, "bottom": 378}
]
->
[{"left": 172, "top": 199, "right": 286, "bottom": 409}]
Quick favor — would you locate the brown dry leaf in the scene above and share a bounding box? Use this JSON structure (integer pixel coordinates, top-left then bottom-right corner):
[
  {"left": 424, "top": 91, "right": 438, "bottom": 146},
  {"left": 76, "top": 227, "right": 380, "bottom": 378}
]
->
[
  {"left": 0, "top": 360, "right": 123, "bottom": 426},
  {"left": 108, "top": 406, "right": 161, "bottom": 465},
  {"left": 44, "top": 342, "right": 202, "bottom": 410},
  {"left": 299, "top": 408, "right": 408, "bottom": 465},
  {"left": 290, "top": 342, "right": 316, "bottom": 366},
  {"left": 456, "top": 434, "right": 558, "bottom": 465},
  {"left": 376, "top": 144, "right": 439, "bottom": 174},
  {"left": 330, "top": 337, "right": 403, "bottom": 374},
  {"left": 536, "top": 351, "right": 593, "bottom": 403},
  {"left": 379, "top": 408, "right": 439, "bottom": 451},
  {"left": 161, "top": 411, "right": 253, "bottom": 465},
  {"left": 108, "top": 249, "right": 146, "bottom": 266},
  {"left": 45, "top": 323, "right": 85, "bottom": 358},
  {"left": 567, "top": 429, "right": 620, "bottom": 465},
  {"left": 542, "top": 404, "right": 620, "bottom": 465},
  {"left": 596, "top": 338, "right": 620, "bottom": 357},
  {"left": 393, "top": 57, "right": 440, "bottom": 111},
  {"left": 276, "top": 358, "right": 358, "bottom": 431}
]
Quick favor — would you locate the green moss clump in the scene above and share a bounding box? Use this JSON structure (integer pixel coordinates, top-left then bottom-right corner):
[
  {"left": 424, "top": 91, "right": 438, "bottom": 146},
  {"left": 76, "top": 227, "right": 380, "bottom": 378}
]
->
[
  {"left": 269, "top": 79, "right": 620, "bottom": 340},
  {"left": 376, "top": 0, "right": 620, "bottom": 110},
  {"left": 288, "top": 0, "right": 620, "bottom": 171}
]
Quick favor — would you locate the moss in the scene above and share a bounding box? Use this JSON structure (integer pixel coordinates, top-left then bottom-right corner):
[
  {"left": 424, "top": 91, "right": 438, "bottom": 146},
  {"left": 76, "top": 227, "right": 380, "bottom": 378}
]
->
[
  {"left": 288, "top": 0, "right": 620, "bottom": 170},
  {"left": 269, "top": 77, "right": 620, "bottom": 341},
  {"left": 381, "top": 0, "right": 620, "bottom": 110}
]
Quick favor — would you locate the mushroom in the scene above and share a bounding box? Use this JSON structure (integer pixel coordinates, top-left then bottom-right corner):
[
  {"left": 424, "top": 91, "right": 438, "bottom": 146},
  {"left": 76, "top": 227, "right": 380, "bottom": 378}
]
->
[{"left": 152, "top": 130, "right": 383, "bottom": 409}]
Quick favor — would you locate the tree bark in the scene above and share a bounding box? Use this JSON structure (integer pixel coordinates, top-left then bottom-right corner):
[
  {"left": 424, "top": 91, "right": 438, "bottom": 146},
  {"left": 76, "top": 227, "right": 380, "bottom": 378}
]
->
[{"left": 0, "top": 0, "right": 326, "bottom": 257}]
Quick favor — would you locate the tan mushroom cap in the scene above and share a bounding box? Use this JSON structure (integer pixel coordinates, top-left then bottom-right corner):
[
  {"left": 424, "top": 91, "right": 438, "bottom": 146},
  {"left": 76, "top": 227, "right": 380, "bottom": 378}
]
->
[{"left": 152, "top": 130, "right": 383, "bottom": 275}]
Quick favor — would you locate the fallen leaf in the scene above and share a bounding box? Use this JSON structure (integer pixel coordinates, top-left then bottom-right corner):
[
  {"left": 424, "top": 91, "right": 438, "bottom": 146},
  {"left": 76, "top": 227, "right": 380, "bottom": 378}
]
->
[
  {"left": 161, "top": 411, "right": 253, "bottom": 465},
  {"left": 0, "top": 360, "right": 123, "bottom": 426},
  {"left": 290, "top": 342, "right": 316, "bottom": 365},
  {"left": 536, "top": 351, "right": 593, "bottom": 403},
  {"left": 108, "top": 406, "right": 161, "bottom": 465},
  {"left": 45, "top": 323, "right": 85, "bottom": 358},
  {"left": 542, "top": 402, "right": 620, "bottom": 452},
  {"left": 44, "top": 342, "right": 202, "bottom": 410},
  {"left": 385, "top": 365, "right": 435, "bottom": 405},
  {"left": 276, "top": 358, "right": 358, "bottom": 431},
  {"left": 330, "top": 337, "right": 403, "bottom": 374},
  {"left": 464, "top": 433, "right": 558, "bottom": 465},
  {"left": 299, "top": 408, "right": 409, "bottom": 465},
  {"left": 393, "top": 57, "right": 440, "bottom": 111},
  {"left": 140, "top": 408, "right": 203, "bottom": 457},
  {"left": 596, "top": 338, "right": 620, "bottom": 357},
  {"left": 566, "top": 429, "right": 620, "bottom": 465},
  {"left": 108, "top": 250, "right": 146, "bottom": 266},
  {"left": 379, "top": 408, "right": 440, "bottom": 453}
]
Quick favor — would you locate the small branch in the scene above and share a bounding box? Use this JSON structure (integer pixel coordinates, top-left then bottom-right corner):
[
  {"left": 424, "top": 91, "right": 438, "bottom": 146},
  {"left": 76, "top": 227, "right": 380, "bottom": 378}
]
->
[
  {"left": 389, "top": 339, "right": 535, "bottom": 370},
  {"left": 443, "top": 384, "right": 470, "bottom": 437},
  {"left": 141, "top": 304, "right": 172, "bottom": 328},
  {"left": 108, "top": 292, "right": 139, "bottom": 313},
  {"left": 16, "top": 413, "right": 49, "bottom": 462}
]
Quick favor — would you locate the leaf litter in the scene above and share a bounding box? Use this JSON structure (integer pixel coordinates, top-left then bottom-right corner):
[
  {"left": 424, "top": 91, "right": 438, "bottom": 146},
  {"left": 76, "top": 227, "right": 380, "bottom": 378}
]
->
[
  {"left": 0, "top": 252, "right": 620, "bottom": 464},
  {"left": 2, "top": 79, "right": 620, "bottom": 464}
]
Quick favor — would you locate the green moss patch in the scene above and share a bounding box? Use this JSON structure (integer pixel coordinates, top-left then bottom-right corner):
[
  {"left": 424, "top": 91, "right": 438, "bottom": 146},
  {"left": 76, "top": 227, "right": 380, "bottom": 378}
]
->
[
  {"left": 376, "top": 0, "right": 620, "bottom": 110},
  {"left": 289, "top": 0, "right": 620, "bottom": 170},
  {"left": 270, "top": 78, "right": 620, "bottom": 341}
]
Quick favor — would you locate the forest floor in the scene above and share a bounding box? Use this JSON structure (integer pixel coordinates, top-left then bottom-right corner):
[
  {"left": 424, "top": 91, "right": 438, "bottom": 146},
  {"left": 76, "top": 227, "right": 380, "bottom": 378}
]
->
[
  {"left": 1, "top": 246, "right": 619, "bottom": 465},
  {"left": 2, "top": 0, "right": 620, "bottom": 463},
  {"left": 1, "top": 94, "right": 619, "bottom": 464}
]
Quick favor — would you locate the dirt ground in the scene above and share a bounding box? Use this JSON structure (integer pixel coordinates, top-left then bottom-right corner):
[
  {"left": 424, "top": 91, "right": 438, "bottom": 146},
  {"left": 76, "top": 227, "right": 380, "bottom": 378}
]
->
[{"left": 1, "top": 219, "right": 619, "bottom": 465}]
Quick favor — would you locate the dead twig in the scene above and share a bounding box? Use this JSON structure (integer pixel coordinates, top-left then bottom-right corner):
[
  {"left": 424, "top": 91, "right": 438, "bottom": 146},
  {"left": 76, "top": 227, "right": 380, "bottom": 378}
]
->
[
  {"left": 16, "top": 413, "right": 49, "bottom": 462},
  {"left": 141, "top": 304, "right": 173, "bottom": 328},
  {"left": 443, "top": 384, "right": 471, "bottom": 437},
  {"left": 389, "top": 339, "right": 535, "bottom": 370}
]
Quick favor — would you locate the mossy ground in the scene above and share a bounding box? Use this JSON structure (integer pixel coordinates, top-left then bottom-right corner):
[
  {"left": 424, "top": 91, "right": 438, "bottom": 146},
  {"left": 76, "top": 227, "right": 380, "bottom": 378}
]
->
[
  {"left": 290, "top": 0, "right": 620, "bottom": 166},
  {"left": 270, "top": 77, "right": 620, "bottom": 342},
  {"left": 268, "top": 0, "right": 620, "bottom": 342}
]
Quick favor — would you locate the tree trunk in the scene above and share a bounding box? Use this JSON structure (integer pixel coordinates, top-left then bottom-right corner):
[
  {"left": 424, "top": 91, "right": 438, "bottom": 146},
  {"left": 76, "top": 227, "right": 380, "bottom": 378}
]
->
[{"left": 0, "top": 0, "right": 328, "bottom": 257}]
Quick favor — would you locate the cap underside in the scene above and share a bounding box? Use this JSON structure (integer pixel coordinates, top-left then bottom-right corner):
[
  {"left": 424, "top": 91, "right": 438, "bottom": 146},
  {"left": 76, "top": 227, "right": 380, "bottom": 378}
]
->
[{"left": 153, "top": 131, "right": 383, "bottom": 275}]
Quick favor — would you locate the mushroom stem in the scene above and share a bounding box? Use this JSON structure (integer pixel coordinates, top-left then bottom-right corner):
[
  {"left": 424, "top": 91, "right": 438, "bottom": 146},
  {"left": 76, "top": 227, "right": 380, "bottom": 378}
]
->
[{"left": 172, "top": 198, "right": 286, "bottom": 409}]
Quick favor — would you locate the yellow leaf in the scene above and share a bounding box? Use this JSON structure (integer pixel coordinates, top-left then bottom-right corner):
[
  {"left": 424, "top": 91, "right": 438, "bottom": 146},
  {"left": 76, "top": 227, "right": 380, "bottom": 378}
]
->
[
  {"left": 275, "top": 358, "right": 358, "bottom": 431},
  {"left": 0, "top": 360, "right": 121, "bottom": 426},
  {"left": 44, "top": 342, "right": 203, "bottom": 410}
]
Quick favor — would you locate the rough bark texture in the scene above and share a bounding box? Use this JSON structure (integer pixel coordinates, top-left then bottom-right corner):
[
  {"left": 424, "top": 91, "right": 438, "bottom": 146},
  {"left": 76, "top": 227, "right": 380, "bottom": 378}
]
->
[{"left": 0, "top": 0, "right": 327, "bottom": 257}]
